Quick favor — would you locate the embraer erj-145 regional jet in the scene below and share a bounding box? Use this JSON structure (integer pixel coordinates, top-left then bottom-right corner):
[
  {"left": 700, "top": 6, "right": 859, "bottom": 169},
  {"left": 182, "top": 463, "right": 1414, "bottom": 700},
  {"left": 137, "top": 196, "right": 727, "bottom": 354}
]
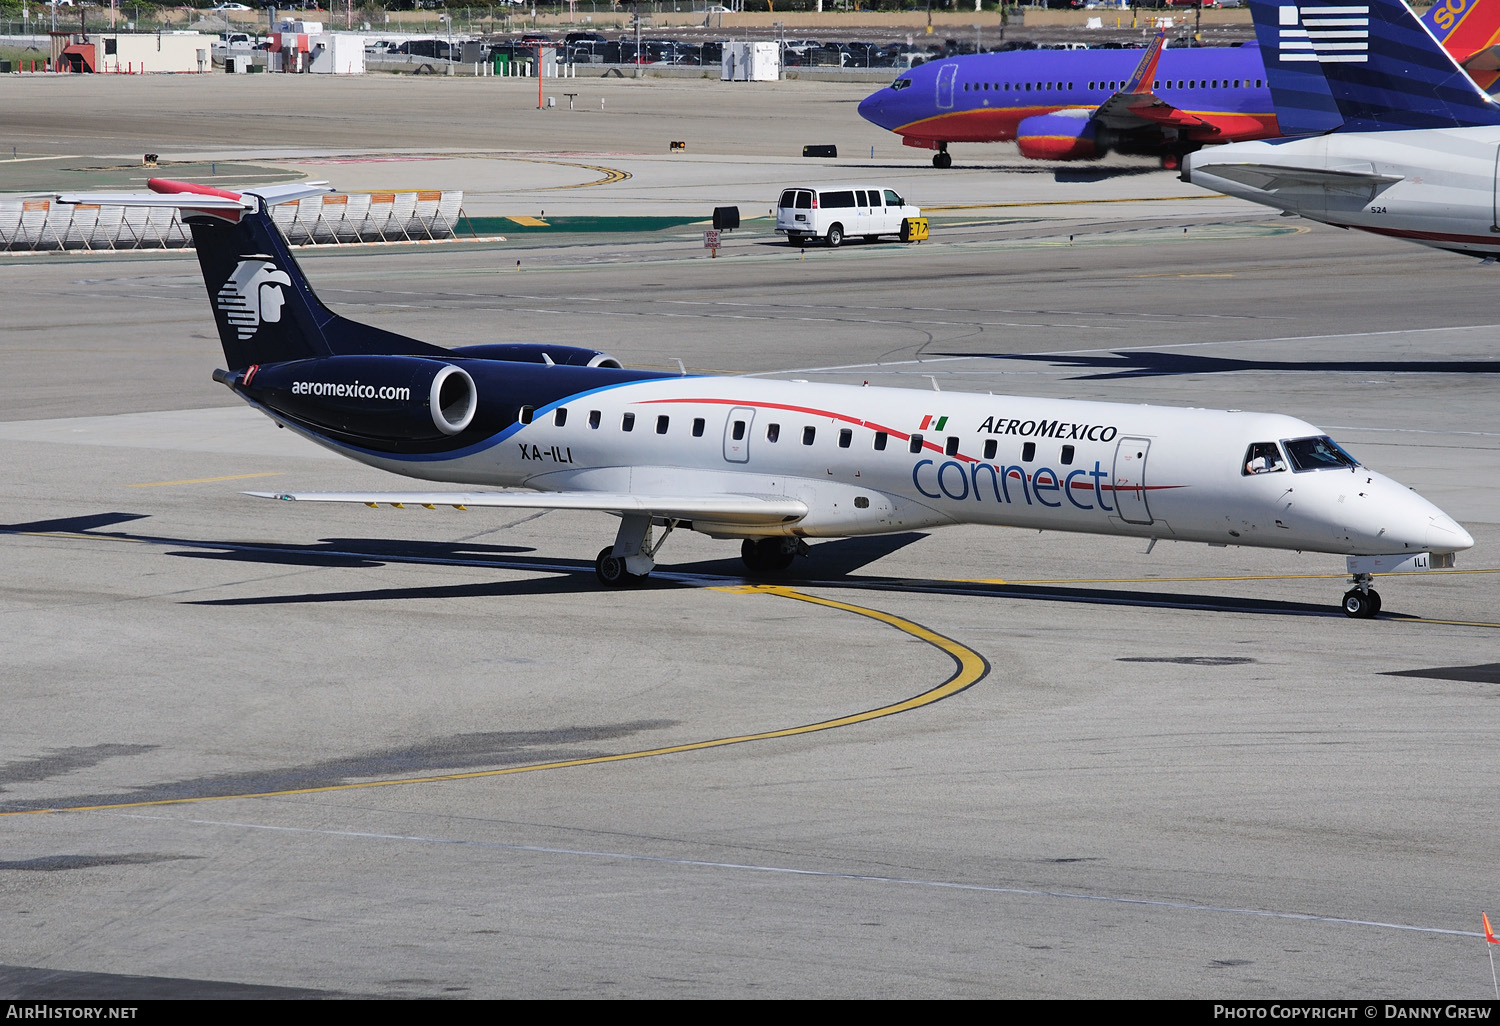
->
[
  {"left": 856, "top": 3, "right": 1491, "bottom": 167},
  {"left": 57, "top": 178, "right": 1472, "bottom": 616},
  {"left": 1184, "top": 0, "right": 1500, "bottom": 258}
]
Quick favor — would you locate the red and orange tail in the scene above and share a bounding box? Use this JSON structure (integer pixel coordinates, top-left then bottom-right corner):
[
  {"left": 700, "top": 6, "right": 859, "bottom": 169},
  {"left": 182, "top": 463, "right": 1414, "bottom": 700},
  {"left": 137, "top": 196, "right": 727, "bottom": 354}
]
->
[
  {"left": 1485, "top": 911, "right": 1498, "bottom": 944},
  {"left": 1424, "top": 0, "right": 1500, "bottom": 91}
]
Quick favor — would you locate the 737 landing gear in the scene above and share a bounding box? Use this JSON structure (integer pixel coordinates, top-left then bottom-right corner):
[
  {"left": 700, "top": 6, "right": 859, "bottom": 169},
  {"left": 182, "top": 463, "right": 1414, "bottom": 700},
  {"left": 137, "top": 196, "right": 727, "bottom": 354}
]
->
[
  {"left": 933, "top": 142, "right": 952, "bottom": 169},
  {"left": 1341, "top": 572, "right": 1382, "bottom": 619},
  {"left": 595, "top": 513, "right": 678, "bottom": 587},
  {"left": 741, "top": 537, "right": 807, "bottom": 574}
]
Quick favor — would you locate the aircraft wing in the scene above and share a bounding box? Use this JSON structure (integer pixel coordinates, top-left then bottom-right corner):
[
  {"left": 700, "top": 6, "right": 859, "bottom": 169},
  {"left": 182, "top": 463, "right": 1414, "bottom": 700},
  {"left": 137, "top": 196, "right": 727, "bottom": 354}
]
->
[
  {"left": 248, "top": 490, "right": 809, "bottom": 526},
  {"left": 1194, "top": 162, "right": 1405, "bottom": 196},
  {"left": 1089, "top": 31, "right": 1219, "bottom": 133}
]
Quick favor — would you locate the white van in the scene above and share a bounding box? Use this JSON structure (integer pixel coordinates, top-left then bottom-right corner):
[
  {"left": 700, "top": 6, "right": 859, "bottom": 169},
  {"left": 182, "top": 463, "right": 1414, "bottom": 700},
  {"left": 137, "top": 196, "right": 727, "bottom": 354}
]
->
[{"left": 775, "top": 184, "right": 920, "bottom": 247}]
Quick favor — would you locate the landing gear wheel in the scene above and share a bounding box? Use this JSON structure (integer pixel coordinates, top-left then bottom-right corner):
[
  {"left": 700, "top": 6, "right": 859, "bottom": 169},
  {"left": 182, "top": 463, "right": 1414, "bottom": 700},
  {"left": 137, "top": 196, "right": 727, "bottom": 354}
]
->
[
  {"left": 933, "top": 151, "right": 953, "bottom": 169},
  {"left": 741, "top": 538, "right": 795, "bottom": 574},
  {"left": 1341, "top": 588, "right": 1379, "bottom": 619},
  {"left": 596, "top": 546, "right": 644, "bottom": 587},
  {"left": 826, "top": 224, "right": 843, "bottom": 248},
  {"left": 740, "top": 538, "right": 764, "bottom": 572}
]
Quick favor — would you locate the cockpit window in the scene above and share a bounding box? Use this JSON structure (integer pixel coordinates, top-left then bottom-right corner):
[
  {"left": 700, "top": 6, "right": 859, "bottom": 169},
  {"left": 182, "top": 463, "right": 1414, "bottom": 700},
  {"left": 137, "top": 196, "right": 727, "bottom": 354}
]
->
[
  {"left": 1282, "top": 435, "right": 1359, "bottom": 472},
  {"left": 891, "top": 78, "right": 912, "bottom": 90},
  {"left": 1242, "top": 441, "right": 1286, "bottom": 476}
]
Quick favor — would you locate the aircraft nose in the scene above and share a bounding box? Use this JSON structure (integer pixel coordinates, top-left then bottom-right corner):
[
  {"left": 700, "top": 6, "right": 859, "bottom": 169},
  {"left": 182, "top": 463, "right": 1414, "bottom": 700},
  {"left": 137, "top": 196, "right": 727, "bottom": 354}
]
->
[
  {"left": 858, "top": 89, "right": 892, "bottom": 129},
  {"left": 1426, "top": 512, "right": 1474, "bottom": 553}
]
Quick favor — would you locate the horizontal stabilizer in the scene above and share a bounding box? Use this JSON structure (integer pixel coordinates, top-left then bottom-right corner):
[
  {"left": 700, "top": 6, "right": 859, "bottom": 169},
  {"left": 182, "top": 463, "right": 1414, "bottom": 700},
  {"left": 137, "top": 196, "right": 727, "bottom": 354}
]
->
[
  {"left": 247, "top": 490, "right": 810, "bottom": 526},
  {"left": 1194, "top": 162, "right": 1404, "bottom": 195},
  {"left": 55, "top": 180, "right": 332, "bottom": 211}
]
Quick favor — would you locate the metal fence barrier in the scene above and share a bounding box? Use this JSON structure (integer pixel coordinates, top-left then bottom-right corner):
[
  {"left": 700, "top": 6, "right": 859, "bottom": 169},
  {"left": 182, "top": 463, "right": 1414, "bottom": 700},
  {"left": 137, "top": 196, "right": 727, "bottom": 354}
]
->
[{"left": 0, "top": 189, "right": 465, "bottom": 251}]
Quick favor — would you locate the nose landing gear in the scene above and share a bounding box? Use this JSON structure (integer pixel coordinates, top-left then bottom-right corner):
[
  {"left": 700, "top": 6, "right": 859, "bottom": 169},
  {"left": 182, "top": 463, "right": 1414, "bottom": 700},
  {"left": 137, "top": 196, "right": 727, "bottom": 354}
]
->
[
  {"left": 933, "top": 142, "right": 952, "bottom": 169},
  {"left": 1341, "top": 572, "right": 1382, "bottom": 618}
]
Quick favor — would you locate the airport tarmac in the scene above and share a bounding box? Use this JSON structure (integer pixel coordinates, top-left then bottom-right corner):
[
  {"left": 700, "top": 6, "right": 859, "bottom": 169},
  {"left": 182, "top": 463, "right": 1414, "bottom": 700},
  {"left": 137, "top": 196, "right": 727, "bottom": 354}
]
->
[{"left": 2, "top": 73, "right": 1499, "bottom": 999}]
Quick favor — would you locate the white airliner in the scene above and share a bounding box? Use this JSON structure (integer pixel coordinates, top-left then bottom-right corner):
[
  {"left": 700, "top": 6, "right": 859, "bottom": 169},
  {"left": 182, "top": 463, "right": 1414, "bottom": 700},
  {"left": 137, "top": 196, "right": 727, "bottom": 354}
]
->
[
  {"left": 1185, "top": 0, "right": 1500, "bottom": 258},
  {"left": 56, "top": 178, "right": 1473, "bottom": 617}
]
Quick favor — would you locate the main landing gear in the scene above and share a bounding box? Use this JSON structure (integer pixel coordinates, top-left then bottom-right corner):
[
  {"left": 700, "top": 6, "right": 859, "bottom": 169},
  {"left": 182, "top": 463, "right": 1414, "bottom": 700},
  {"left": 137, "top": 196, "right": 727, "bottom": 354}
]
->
[
  {"left": 594, "top": 513, "right": 678, "bottom": 587},
  {"left": 932, "top": 142, "right": 952, "bottom": 169},
  {"left": 1341, "top": 572, "right": 1382, "bottom": 619},
  {"left": 740, "top": 537, "right": 808, "bottom": 574}
]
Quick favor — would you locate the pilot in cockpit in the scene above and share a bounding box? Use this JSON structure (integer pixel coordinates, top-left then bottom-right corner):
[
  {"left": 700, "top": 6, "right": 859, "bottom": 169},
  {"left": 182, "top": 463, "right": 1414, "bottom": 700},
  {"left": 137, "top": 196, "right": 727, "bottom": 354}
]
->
[{"left": 1243, "top": 442, "right": 1285, "bottom": 476}]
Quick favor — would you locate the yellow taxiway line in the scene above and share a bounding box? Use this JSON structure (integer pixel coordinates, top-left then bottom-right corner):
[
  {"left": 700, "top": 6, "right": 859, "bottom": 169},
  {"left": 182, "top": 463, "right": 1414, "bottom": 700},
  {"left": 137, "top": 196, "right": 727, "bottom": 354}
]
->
[
  {"left": 128, "top": 472, "right": 281, "bottom": 488},
  {"left": 0, "top": 585, "right": 988, "bottom": 818}
]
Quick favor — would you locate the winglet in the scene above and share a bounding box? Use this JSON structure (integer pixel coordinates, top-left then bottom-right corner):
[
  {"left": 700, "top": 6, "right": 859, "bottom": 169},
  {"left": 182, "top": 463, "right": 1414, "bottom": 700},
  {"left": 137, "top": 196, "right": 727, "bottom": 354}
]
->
[
  {"left": 1123, "top": 31, "right": 1167, "bottom": 95},
  {"left": 1485, "top": 912, "right": 1498, "bottom": 944}
]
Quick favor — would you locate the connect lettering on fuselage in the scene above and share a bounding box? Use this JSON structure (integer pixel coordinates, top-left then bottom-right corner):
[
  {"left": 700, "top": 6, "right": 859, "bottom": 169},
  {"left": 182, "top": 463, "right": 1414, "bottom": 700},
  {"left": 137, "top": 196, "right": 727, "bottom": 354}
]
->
[
  {"left": 976, "top": 415, "right": 1119, "bottom": 442},
  {"left": 914, "top": 458, "right": 1115, "bottom": 511}
]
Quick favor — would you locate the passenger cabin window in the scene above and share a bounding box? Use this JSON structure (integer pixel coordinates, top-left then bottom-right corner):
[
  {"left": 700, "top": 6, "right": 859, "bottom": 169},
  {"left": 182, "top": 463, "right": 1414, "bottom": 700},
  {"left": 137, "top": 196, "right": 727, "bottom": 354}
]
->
[
  {"left": 1282, "top": 436, "right": 1359, "bottom": 473},
  {"left": 873, "top": 431, "right": 888, "bottom": 451},
  {"left": 945, "top": 436, "right": 959, "bottom": 457},
  {"left": 732, "top": 420, "right": 746, "bottom": 441},
  {"left": 796, "top": 190, "right": 812, "bottom": 209},
  {"left": 908, "top": 433, "right": 923, "bottom": 454},
  {"left": 1060, "top": 444, "right": 1075, "bottom": 466},
  {"left": 622, "top": 412, "right": 635, "bottom": 432},
  {"left": 839, "top": 428, "right": 853, "bottom": 449},
  {"left": 589, "top": 410, "right": 601, "bottom": 429},
  {"left": 519, "top": 405, "right": 534, "bottom": 425},
  {"left": 823, "top": 190, "right": 856, "bottom": 209},
  {"left": 802, "top": 426, "right": 816, "bottom": 445},
  {"left": 767, "top": 423, "right": 780, "bottom": 443},
  {"left": 983, "top": 439, "right": 997, "bottom": 461},
  {"left": 554, "top": 407, "right": 567, "bottom": 427},
  {"left": 692, "top": 417, "right": 705, "bottom": 437},
  {"left": 778, "top": 189, "right": 797, "bottom": 208},
  {"left": 1021, "top": 441, "right": 1036, "bottom": 462},
  {"left": 1242, "top": 441, "right": 1286, "bottom": 476},
  {"left": 656, "top": 415, "right": 669, "bottom": 435}
]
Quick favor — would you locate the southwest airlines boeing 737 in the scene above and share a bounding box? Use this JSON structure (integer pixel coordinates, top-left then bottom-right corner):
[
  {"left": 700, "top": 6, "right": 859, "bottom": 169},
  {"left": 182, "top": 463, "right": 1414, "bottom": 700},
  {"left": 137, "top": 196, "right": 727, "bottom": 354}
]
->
[
  {"left": 857, "top": 3, "right": 1495, "bottom": 166},
  {"left": 55, "top": 178, "right": 1472, "bottom": 617}
]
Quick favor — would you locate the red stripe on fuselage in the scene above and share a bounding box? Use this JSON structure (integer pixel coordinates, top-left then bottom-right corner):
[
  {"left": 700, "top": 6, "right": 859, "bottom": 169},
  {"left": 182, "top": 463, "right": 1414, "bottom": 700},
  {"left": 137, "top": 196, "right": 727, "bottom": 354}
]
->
[
  {"left": 892, "top": 106, "right": 1278, "bottom": 145},
  {"left": 639, "top": 396, "right": 1186, "bottom": 493}
]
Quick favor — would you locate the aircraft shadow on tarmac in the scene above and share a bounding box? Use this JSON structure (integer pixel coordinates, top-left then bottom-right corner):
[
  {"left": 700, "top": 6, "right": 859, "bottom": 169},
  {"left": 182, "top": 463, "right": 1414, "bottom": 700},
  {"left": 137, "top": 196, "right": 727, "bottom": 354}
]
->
[
  {"left": 3, "top": 513, "right": 1353, "bottom": 618},
  {"left": 0, "top": 720, "right": 678, "bottom": 816},
  {"left": 936, "top": 350, "right": 1500, "bottom": 380}
]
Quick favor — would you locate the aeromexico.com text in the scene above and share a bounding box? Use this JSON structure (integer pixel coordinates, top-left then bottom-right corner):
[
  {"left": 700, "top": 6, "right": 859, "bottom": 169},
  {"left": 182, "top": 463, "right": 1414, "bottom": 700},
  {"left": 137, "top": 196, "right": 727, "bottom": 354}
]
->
[{"left": 291, "top": 380, "right": 411, "bottom": 401}]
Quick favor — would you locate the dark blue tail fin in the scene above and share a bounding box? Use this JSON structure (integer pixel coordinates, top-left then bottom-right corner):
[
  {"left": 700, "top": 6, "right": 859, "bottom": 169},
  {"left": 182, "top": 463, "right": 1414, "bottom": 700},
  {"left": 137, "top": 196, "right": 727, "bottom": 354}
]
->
[
  {"left": 1249, "top": 0, "right": 1500, "bottom": 130},
  {"left": 151, "top": 179, "right": 447, "bottom": 371}
]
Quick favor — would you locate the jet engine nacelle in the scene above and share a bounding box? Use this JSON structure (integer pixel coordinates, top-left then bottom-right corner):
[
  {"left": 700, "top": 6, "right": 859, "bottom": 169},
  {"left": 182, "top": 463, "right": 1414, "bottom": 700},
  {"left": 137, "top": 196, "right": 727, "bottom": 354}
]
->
[
  {"left": 1015, "top": 113, "right": 1105, "bottom": 161},
  {"left": 449, "top": 343, "right": 622, "bottom": 369},
  {"left": 238, "top": 355, "right": 478, "bottom": 442}
]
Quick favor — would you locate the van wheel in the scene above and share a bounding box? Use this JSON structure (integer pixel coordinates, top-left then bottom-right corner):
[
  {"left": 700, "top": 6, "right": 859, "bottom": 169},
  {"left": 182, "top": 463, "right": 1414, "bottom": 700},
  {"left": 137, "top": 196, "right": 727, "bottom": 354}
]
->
[
  {"left": 864, "top": 235, "right": 878, "bottom": 243},
  {"left": 787, "top": 233, "right": 803, "bottom": 246},
  {"left": 826, "top": 224, "right": 843, "bottom": 248}
]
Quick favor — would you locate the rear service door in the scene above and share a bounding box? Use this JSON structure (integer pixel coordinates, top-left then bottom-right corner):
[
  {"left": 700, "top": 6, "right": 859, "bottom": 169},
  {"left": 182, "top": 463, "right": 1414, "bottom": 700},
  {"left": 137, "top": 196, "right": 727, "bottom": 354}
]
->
[
  {"left": 723, "top": 407, "right": 755, "bottom": 463},
  {"left": 1111, "top": 437, "right": 1154, "bottom": 525}
]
